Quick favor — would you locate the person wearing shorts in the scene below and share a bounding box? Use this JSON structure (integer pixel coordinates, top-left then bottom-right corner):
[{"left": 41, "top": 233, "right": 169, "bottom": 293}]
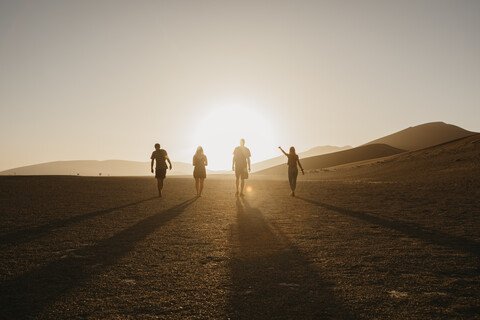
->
[
  {"left": 232, "top": 138, "right": 251, "bottom": 196},
  {"left": 150, "top": 143, "right": 172, "bottom": 197}
]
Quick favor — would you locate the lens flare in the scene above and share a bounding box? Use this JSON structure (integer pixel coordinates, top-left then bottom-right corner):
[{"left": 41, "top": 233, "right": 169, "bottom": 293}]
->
[{"left": 246, "top": 185, "right": 253, "bottom": 192}]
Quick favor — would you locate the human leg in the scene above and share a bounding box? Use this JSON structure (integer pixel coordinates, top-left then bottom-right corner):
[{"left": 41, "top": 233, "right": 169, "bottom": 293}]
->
[
  {"left": 235, "top": 176, "right": 240, "bottom": 195},
  {"left": 195, "top": 178, "right": 200, "bottom": 195},
  {"left": 288, "top": 171, "right": 294, "bottom": 191},
  {"left": 240, "top": 178, "right": 245, "bottom": 196},
  {"left": 199, "top": 178, "right": 204, "bottom": 196},
  {"left": 292, "top": 169, "right": 298, "bottom": 191},
  {"left": 288, "top": 167, "right": 298, "bottom": 196},
  {"left": 155, "top": 168, "right": 167, "bottom": 197},
  {"left": 156, "top": 178, "right": 164, "bottom": 197}
]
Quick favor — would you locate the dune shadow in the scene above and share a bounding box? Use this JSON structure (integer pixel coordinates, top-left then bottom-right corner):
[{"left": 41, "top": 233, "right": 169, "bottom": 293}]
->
[
  {"left": 227, "top": 198, "right": 351, "bottom": 319},
  {"left": 297, "top": 197, "right": 480, "bottom": 257},
  {"left": 0, "top": 197, "right": 197, "bottom": 318},
  {"left": 0, "top": 197, "right": 158, "bottom": 247}
]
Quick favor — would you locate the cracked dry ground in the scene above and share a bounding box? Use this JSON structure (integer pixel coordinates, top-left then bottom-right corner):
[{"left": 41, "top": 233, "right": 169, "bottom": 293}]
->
[{"left": 0, "top": 176, "right": 479, "bottom": 319}]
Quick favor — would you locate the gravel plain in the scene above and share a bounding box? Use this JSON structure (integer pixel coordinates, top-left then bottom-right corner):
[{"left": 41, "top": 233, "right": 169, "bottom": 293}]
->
[{"left": 0, "top": 174, "right": 478, "bottom": 319}]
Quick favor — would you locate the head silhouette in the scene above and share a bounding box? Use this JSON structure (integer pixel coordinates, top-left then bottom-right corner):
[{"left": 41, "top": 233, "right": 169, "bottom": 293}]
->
[
  {"left": 240, "top": 138, "right": 245, "bottom": 147},
  {"left": 195, "top": 146, "right": 204, "bottom": 156},
  {"left": 289, "top": 146, "right": 296, "bottom": 155},
  {"left": 155, "top": 143, "right": 160, "bottom": 150}
]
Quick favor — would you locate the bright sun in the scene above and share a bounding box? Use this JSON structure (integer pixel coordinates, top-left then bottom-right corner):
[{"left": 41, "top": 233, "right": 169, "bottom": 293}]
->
[{"left": 192, "top": 103, "right": 276, "bottom": 171}]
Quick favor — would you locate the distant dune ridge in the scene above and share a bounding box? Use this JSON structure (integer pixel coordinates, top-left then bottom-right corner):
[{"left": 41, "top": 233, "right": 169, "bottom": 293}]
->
[
  {"left": 1, "top": 122, "right": 476, "bottom": 176},
  {"left": 309, "top": 133, "right": 480, "bottom": 181},
  {"left": 256, "top": 121, "right": 477, "bottom": 176},
  {"left": 255, "top": 144, "right": 405, "bottom": 175},
  {"left": 0, "top": 160, "right": 205, "bottom": 176},
  {"left": 364, "top": 121, "right": 474, "bottom": 151},
  {"left": 251, "top": 145, "right": 351, "bottom": 172}
]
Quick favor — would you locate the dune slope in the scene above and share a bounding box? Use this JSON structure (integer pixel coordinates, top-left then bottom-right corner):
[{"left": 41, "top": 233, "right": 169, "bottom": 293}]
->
[
  {"left": 252, "top": 145, "right": 351, "bottom": 172},
  {"left": 313, "top": 133, "right": 480, "bottom": 182},
  {"left": 256, "top": 144, "right": 405, "bottom": 175},
  {"left": 364, "top": 121, "right": 475, "bottom": 151}
]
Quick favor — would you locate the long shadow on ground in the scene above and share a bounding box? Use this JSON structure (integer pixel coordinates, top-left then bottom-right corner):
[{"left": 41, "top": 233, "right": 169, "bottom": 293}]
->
[
  {"left": 0, "top": 197, "right": 197, "bottom": 319},
  {"left": 227, "top": 198, "right": 352, "bottom": 319},
  {"left": 0, "top": 197, "right": 158, "bottom": 246},
  {"left": 297, "top": 197, "right": 480, "bottom": 257}
]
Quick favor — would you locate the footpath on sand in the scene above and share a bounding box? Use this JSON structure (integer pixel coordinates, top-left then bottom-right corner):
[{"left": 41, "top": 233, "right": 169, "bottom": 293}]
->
[{"left": 0, "top": 176, "right": 479, "bottom": 319}]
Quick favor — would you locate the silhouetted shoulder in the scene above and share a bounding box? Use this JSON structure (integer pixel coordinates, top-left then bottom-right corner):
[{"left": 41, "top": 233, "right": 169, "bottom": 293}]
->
[
  {"left": 287, "top": 153, "right": 299, "bottom": 167},
  {"left": 193, "top": 154, "right": 207, "bottom": 166},
  {"left": 151, "top": 149, "right": 167, "bottom": 160},
  {"left": 233, "top": 146, "right": 251, "bottom": 158}
]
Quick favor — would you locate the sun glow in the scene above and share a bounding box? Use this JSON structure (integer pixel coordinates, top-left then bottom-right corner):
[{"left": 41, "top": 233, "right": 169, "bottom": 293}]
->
[{"left": 192, "top": 102, "right": 276, "bottom": 171}]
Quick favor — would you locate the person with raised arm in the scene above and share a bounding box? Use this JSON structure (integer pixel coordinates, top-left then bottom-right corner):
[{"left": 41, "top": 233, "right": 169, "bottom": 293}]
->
[{"left": 278, "top": 146, "right": 304, "bottom": 197}]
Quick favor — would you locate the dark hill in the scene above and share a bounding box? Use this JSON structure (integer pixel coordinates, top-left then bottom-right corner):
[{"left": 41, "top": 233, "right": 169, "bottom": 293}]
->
[
  {"left": 309, "top": 133, "right": 480, "bottom": 182},
  {"left": 256, "top": 144, "right": 405, "bottom": 175},
  {"left": 364, "top": 121, "right": 475, "bottom": 151},
  {"left": 251, "top": 145, "right": 351, "bottom": 172}
]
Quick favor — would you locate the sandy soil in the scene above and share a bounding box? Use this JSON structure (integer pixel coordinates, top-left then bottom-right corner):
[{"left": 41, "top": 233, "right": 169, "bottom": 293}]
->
[{"left": 0, "top": 175, "right": 478, "bottom": 319}]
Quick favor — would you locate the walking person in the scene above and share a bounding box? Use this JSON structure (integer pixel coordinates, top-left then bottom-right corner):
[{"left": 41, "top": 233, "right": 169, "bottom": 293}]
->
[
  {"left": 193, "top": 146, "right": 208, "bottom": 197},
  {"left": 150, "top": 143, "right": 172, "bottom": 197},
  {"left": 232, "top": 138, "right": 251, "bottom": 196},
  {"left": 278, "top": 146, "right": 304, "bottom": 197}
]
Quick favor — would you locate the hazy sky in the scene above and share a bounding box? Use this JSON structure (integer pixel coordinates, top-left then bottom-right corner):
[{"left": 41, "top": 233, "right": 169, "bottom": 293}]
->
[{"left": 1, "top": 0, "right": 479, "bottom": 171}]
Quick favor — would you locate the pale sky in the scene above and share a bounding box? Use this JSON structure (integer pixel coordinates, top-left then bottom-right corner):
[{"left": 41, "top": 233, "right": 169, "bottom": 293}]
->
[{"left": 1, "top": 0, "right": 479, "bottom": 171}]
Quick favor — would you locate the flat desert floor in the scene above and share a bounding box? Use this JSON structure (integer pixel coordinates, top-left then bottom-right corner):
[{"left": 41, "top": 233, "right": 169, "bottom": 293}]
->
[{"left": 0, "top": 175, "right": 479, "bottom": 319}]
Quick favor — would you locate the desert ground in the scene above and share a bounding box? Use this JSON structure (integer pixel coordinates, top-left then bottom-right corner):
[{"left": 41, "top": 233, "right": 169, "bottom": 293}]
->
[{"left": 0, "top": 169, "right": 478, "bottom": 319}]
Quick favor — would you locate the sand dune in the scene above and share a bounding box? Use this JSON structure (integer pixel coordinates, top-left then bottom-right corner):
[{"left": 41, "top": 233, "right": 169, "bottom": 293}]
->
[
  {"left": 310, "top": 133, "right": 480, "bottom": 182},
  {"left": 2, "top": 122, "right": 476, "bottom": 177},
  {"left": 0, "top": 133, "right": 478, "bottom": 319},
  {"left": 0, "top": 160, "right": 218, "bottom": 177},
  {"left": 364, "top": 121, "right": 475, "bottom": 151},
  {"left": 256, "top": 143, "right": 405, "bottom": 175},
  {"left": 251, "top": 145, "right": 351, "bottom": 172}
]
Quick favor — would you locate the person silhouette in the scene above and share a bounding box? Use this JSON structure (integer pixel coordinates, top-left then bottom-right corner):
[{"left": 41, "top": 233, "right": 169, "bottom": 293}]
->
[
  {"left": 278, "top": 146, "right": 304, "bottom": 197},
  {"left": 232, "top": 138, "right": 251, "bottom": 196},
  {"left": 193, "top": 146, "right": 208, "bottom": 197},
  {"left": 150, "top": 143, "right": 172, "bottom": 197}
]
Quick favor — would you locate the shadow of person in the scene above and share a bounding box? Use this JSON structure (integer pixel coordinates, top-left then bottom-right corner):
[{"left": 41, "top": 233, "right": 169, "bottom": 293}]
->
[
  {"left": 0, "top": 197, "right": 197, "bottom": 319},
  {"left": 0, "top": 197, "right": 158, "bottom": 246},
  {"left": 296, "top": 196, "right": 480, "bottom": 257},
  {"left": 228, "top": 197, "right": 351, "bottom": 319}
]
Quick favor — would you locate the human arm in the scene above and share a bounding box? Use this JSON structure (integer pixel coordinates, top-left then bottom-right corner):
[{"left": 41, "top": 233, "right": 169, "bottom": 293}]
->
[
  {"left": 247, "top": 157, "right": 251, "bottom": 172},
  {"left": 204, "top": 156, "right": 208, "bottom": 166},
  {"left": 278, "top": 146, "right": 288, "bottom": 157},
  {"left": 166, "top": 156, "right": 172, "bottom": 170},
  {"left": 297, "top": 156, "right": 304, "bottom": 175},
  {"left": 151, "top": 159, "right": 154, "bottom": 173}
]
